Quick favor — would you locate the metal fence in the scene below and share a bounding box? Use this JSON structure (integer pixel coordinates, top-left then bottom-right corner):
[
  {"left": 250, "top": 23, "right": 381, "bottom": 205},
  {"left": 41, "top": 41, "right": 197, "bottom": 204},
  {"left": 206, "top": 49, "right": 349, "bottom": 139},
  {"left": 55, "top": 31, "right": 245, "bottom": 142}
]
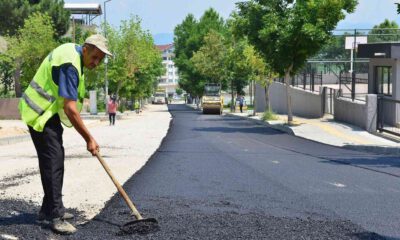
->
[
  {"left": 273, "top": 28, "right": 400, "bottom": 102},
  {"left": 377, "top": 96, "right": 400, "bottom": 137},
  {"left": 274, "top": 63, "right": 368, "bottom": 102}
]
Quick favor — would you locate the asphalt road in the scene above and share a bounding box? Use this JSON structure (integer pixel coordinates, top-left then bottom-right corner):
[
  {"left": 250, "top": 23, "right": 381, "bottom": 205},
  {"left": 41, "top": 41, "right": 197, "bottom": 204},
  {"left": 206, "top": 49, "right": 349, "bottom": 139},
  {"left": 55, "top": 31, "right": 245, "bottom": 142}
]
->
[{"left": 2, "top": 104, "right": 400, "bottom": 239}]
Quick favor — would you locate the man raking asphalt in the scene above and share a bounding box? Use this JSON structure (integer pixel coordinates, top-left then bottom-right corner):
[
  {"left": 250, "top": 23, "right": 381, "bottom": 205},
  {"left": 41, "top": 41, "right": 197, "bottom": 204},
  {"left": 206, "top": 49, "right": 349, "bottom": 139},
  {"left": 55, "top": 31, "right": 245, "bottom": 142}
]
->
[{"left": 19, "top": 34, "right": 112, "bottom": 235}]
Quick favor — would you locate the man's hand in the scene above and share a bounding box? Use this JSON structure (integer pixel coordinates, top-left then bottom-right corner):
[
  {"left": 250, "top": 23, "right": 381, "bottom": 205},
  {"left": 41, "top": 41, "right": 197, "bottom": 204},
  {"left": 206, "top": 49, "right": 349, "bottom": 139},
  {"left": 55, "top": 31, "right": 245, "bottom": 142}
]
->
[{"left": 87, "top": 138, "right": 99, "bottom": 156}]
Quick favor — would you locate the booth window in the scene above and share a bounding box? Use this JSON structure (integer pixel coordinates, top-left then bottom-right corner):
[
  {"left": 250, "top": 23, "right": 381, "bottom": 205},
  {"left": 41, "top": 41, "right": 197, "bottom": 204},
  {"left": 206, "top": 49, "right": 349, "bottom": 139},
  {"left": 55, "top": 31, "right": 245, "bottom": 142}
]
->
[{"left": 375, "top": 66, "right": 392, "bottom": 96}]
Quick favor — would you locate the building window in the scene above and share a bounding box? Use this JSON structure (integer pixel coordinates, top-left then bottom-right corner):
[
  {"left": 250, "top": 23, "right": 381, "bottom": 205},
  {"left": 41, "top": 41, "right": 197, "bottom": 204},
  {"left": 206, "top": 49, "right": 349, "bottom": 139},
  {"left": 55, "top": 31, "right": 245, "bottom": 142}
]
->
[{"left": 375, "top": 66, "right": 392, "bottom": 96}]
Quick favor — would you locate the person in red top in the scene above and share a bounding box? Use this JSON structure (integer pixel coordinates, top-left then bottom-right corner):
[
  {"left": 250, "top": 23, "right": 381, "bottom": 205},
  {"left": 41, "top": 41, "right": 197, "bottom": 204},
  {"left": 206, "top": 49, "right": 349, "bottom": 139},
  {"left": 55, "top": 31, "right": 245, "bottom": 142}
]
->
[{"left": 108, "top": 95, "right": 118, "bottom": 125}]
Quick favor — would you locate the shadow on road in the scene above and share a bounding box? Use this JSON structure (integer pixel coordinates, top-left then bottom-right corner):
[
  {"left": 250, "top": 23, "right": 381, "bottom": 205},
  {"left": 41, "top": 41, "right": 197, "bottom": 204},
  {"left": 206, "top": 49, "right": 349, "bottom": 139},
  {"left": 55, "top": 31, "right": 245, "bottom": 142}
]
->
[
  {"left": 350, "top": 232, "right": 399, "bottom": 240},
  {"left": 320, "top": 155, "right": 400, "bottom": 178},
  {"left": 193, "top": 126, "right": 282, "bottom": 135}
]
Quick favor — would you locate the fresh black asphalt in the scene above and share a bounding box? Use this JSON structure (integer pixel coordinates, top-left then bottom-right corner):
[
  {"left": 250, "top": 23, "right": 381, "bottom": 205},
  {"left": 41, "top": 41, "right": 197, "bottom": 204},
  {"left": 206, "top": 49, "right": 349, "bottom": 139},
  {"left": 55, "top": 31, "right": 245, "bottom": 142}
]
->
[{"left": 2, "top": 104, "right": 400, "bottom": 239}]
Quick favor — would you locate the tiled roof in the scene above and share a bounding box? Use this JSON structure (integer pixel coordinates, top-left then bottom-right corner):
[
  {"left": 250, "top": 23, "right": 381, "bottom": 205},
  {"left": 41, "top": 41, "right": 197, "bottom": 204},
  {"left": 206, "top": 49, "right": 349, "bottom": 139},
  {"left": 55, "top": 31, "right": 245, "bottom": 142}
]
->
[{"left": 156, "top": 43, "right": 173, "bottom": 51}]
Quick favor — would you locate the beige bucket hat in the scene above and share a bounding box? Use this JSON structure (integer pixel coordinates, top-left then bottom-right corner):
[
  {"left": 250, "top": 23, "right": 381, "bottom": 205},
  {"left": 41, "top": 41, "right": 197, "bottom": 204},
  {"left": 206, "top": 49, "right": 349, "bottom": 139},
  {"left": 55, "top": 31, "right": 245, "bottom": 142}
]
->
[{"left": 84, "top": 34, "right": 113, "bottom": 56}]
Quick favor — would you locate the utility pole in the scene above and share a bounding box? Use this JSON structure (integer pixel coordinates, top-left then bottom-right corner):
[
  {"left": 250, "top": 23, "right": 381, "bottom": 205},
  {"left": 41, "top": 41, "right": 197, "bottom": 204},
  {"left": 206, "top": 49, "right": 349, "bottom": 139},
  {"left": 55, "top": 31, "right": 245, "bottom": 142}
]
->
[{"left": 103, "top": 0, "right": 112, "bottom": 113}]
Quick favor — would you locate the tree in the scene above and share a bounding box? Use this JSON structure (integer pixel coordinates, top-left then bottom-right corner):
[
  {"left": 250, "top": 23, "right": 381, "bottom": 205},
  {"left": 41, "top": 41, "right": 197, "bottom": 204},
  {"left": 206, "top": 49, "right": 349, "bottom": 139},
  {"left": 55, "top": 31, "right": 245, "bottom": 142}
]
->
[
  {"left": 225, "top": 39, "right": 254, "bottom": 111},
  {"left": 174, "top": 8, "right": 227, "bottom": 97},
  {"left": 317, "top": 35, "right": 349, "bottom": 60},
  {"left": 190, "top": 27, "right": 258, "bottom": 112},
  {"left": 31, "top": 0, "right": 70, "bottom": 39},
  {"left": 91, "top": 16, "right": 162, "bottom": 106},
  {"left": 0, "top": 0, "right": 70, "bottom": 39},
  {"left": 241, "top": 44, "right": 275, "bottom": 114},
  {"left": 369, "top": 19, "right": 400, "bottom": 43},
  {"left": 175, "top": 88, "right": 183, "bottom": 96},
  {"left": 174, "top": 14, "right": 201, "bottom": 96},
  {"left": 7, "top": 13, "right": 57, "bottom": 97},
  {"left": 0, "top": 54, "right": 15, "bottom": 96},
  {"left": 235, "top": 0, "right": 357, "bottom": 123},
  {"left": 0, "top": 0, "right": 31, "bottom": 36},
  {"left": 191, "top": 30, "right": 228, "bottom": 88}
]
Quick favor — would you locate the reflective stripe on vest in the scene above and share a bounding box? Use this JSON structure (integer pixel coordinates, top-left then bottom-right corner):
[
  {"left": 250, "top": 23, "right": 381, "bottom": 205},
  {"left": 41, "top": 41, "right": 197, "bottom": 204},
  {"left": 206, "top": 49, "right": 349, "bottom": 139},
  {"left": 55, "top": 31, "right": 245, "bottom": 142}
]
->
[
  {"left": 22, "top": 93, "right": 45, "bottom": 115},
  {"left": 29, "top": 80, "right": 56, "bottom": 103}
]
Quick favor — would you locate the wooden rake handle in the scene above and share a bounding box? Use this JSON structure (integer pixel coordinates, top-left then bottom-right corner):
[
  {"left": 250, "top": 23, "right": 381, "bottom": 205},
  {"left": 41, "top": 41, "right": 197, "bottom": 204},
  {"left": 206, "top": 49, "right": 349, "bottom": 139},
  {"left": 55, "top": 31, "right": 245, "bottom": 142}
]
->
[{"left": 95, "top": 152, "right": 143, "bottom": 220}]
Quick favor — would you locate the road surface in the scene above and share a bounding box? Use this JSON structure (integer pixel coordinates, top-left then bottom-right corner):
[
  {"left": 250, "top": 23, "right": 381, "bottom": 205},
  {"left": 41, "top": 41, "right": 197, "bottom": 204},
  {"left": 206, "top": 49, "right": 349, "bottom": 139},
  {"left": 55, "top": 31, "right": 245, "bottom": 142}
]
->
[{"left": 2, "top": 104, "right": 400, "bottom": 239}]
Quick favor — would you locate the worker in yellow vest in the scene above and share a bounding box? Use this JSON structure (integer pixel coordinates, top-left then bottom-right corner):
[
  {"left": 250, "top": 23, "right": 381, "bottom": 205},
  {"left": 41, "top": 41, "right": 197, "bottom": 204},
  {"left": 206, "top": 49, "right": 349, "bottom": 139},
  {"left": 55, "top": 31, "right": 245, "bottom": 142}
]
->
[{"left": 19, "top": 34, "right": 112, "bottom": 235}]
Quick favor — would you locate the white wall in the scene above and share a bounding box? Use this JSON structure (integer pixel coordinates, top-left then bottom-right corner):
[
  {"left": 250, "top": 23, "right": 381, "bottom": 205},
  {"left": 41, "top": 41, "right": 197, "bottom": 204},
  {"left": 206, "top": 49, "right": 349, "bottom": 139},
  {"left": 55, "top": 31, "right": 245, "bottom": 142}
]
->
[{"left": 255, "top": 82, "right": 324, "bottom": 118}]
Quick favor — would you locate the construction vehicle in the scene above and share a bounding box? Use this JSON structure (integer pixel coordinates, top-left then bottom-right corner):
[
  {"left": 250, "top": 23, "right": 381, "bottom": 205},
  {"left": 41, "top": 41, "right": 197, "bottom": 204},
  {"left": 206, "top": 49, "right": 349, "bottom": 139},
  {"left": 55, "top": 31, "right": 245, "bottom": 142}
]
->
[
  {"left": 202, "top": 83, "right": 223, "bottom": 114},
  {"left": 152, "top": 89, "right": 167, "bottom": 104}
]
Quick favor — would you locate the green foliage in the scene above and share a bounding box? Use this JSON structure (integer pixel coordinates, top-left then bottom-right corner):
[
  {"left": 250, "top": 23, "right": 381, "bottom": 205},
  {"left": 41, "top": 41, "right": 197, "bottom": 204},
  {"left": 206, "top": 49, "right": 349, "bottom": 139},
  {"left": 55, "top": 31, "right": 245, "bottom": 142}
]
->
[
  {"left": 7, "top": 12, "right": 57, "bottom": 91},
  {"left": 175, "top": 88, "right": 183, "bottom": 95},
  {"left": 118, "top": 101, "right": 126, "bottom": 113},
  {"left": 235, "top": 0, "right": 358, "bottom": 76},
  {"left": 0, "top": 0, "right": 70, "bottom": 39},
  {"left": 97, "top": 99, "right": 106, "bottom": 112},
  {"left": 31, "top": 0, "right": 70, "bottom": 39},
  {"left": 0, "top": 0, "right": 31, "bottom": 36},
  {"left": 235, "top": 0, "right": 357, "bottom": 121},
  {"left": 174, "top": 9, "right": 227, "bottom": 96},
  {"left": 191, "top": 30, "right": 228, "bottom": 88},
  {"left": 316, "top": 34, "right": 349, "bottom": 60},
  {"left": 226, "top": 39, "right": 255, "bottom": 95},
  {"left": 176, "top": 8, "right": 261, "bottom": 98},
  {"left": 86, "top": 16, "right": 163, "bottom": 102},
  {"left": 261, "top": 109, "right": 278, "bottom": 121},
  {"left": 0, "top": 53, "right": 15, "bottom": 97},
  {"left": 369, "top": 19, "right": 400, "bottom": 43}
]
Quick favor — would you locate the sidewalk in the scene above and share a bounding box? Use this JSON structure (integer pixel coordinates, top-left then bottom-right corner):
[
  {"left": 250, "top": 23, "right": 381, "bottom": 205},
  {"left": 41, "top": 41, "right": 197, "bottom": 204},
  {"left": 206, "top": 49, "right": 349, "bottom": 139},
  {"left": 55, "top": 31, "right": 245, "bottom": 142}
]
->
[
  {"left": 0, "top": 111, "right": 132, "bottom": 145},
  {"left": 224, "top": 109, "right": 400, "bottom": 155}
]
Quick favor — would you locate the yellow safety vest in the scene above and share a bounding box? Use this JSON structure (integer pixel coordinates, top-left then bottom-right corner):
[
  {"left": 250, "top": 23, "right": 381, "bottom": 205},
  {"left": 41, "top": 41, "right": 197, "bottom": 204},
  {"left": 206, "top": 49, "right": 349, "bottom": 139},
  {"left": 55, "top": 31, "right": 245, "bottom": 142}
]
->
[{"left": 19, "top": 43, "right": 85, "bottom": 132}]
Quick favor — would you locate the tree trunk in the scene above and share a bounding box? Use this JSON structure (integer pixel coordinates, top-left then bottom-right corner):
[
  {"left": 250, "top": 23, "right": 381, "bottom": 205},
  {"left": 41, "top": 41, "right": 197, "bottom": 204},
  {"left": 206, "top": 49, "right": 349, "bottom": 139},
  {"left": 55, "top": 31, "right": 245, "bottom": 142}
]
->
[
  {"left": 252, "top": 80, "right": 256, "bottom": 116},
  {"left": 284, "top": 65, "right": 293, "bottom": 123},
  {"left": 264, "top": 83, "right": 271, "bottom": 112},
  {"left": 230, "top": 79, "right": 235, "bottom": 112},
  {"left": 14, "top": 59, "right": 22, "bottom": 98},
  {"left": 249, "top": 80, "right": 253, "bottom": 108}
]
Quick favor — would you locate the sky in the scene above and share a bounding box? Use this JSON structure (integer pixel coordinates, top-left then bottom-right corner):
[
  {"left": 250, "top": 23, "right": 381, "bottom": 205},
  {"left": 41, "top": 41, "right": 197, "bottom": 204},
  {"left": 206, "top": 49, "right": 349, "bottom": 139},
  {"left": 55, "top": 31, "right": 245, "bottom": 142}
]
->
[{"left": 65, "top": 0, "right": 400, "bottom": 44}]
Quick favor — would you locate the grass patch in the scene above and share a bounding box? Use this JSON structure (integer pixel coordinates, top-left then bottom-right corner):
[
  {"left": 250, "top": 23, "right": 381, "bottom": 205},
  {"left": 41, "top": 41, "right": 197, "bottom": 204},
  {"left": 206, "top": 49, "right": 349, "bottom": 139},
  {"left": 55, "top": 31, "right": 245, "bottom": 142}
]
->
[{"left": 261, "top": 109, "right": 278, "bottom": 121}]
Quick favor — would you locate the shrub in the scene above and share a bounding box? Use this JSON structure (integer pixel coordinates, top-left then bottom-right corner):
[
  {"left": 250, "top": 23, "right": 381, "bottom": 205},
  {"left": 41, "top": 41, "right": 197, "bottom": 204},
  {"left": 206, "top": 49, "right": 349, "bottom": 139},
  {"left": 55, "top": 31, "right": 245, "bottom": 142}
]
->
[{"left": 261, "top": 109, "right": 278, "bottom": 121}]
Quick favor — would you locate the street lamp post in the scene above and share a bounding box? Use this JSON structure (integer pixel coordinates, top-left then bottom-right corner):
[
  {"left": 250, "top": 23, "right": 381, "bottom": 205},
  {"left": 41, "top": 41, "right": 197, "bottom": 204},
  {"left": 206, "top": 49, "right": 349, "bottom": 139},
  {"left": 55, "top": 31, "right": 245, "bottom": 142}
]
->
[{"left": 103, "top": 0, "right": 111, "bottom": 113}]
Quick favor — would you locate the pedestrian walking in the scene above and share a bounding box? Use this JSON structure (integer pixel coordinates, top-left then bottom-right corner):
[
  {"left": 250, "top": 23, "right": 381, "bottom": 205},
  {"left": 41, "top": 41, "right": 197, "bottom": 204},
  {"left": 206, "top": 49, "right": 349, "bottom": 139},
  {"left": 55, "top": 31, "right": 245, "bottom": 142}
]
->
[
  {"left": 108, "top": 95, "right": 118, "bottom": 125},
  {"left": 237, "top": 95, "right": 245, "bottom": 113},
  {"left": 18, "top": 34, "right": 112, "bottom": 235}
]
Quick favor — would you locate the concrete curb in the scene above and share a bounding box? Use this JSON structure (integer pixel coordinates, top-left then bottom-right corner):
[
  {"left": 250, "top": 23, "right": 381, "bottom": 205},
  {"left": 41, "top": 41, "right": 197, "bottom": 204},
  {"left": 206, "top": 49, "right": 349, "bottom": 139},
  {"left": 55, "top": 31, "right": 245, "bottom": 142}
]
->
[
  {"left": 224, "top": 112, "right": 295, "bottom": 135},
  {"left": 0, "top": 134, "right": 30, "bottom": 146},
  {"left": 80, "top": 113, "right": 125, "bottom": 121},
  {"left": 342, "top": 145, "right": 400, "bottom": 156}
]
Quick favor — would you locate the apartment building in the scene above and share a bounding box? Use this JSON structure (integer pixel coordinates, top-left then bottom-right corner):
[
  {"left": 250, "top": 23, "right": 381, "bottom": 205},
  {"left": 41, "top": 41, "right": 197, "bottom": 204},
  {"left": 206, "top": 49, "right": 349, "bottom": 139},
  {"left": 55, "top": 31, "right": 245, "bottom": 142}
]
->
[{"left": 156, "top": 44, "right": 179, "bottom": 97}]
